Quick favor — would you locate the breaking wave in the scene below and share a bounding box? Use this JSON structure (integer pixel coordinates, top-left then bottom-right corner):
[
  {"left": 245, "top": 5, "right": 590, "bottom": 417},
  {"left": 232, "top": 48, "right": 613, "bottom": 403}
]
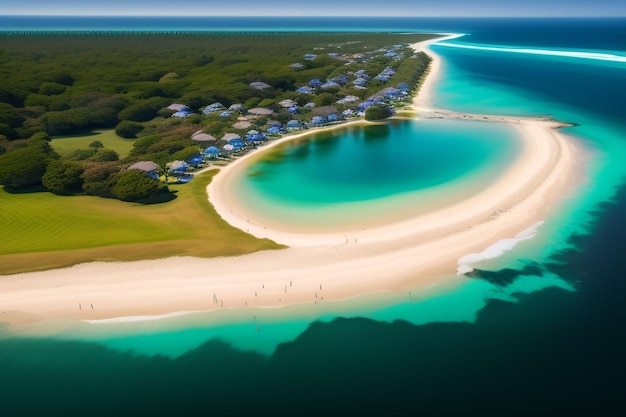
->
[
  {"left": 436, "top": 42, "right": 626, "bottom": 63},
  {"left": 457, "top": 221, "right": 545, "bottom": 275}
]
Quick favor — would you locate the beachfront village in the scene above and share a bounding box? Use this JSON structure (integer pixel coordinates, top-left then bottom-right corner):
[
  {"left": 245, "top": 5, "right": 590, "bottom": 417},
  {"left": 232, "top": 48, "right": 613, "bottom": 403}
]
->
[
  {"left": 129, "top": 46, "right": 429, "bottom": 190},
  {"left": 0, "top": 34, "right": 432, "bottom": 202}
]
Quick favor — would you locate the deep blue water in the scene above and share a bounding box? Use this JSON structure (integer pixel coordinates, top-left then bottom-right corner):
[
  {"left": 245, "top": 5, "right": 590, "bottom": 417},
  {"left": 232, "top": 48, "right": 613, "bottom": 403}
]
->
[{"left": 1, "top": 17, "right": 626, "bottom": 416}]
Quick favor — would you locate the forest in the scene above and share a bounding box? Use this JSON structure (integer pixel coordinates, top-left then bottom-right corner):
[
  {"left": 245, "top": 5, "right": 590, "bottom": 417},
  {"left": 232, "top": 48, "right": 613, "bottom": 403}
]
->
[{"left": 0, "top": 32, "right": 434, "bottom": 202}]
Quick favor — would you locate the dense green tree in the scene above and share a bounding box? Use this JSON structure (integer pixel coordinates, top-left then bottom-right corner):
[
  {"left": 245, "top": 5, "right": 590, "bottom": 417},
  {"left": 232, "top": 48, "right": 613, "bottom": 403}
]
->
[
  {"left": 0, "top": 103, "right": 24, "bottom": 128},
  {"left": 67, "top": 148, "right": 96, "bottom": 161},
  {"left": 42, "top": 160, "right": 84, "bottom": 194},
  {"left": 314, "top": 93, "right": 336, "bottom": 107},
  {"left": 81, "top": 161, "right": 123, "bottom": 198},
  {"left": 88, "top": 107, "right": 119, "bottom": 128},
  {"left": 0, "top": 140, "right": 56, "bottom": 188},
  {"left": 112, "top": 169, "right": 163, "bottom": 202},
  {"left": 170, "top": 146, "right": 202, "bottom": 163},
  {"left": 52, "top": 71, "right": 74, "bottom": 86},
  {"left": 38, "top": 82, "right": 67, "bottom": 96},
  {"left": 115, "top": 120, "right": 144, "bottom": 138},
  {"left": 118, "top": 97, "right": 169, "bottom": 122},
  {"left": 0, "top": 123, "right": 18, "bottom": 141},
  {"left": 91, "top": 148, "right": 119, "bottom": 162},
  {"left": 42, "top": 109, "right": 90, "bottom": 135},
  {"left": 364, "top": 105, "right": 394, "bottom": 121},
  {"left": 89, "top": 140, "right": 104, "bottom": 150},
  {"left": 129, "top": 135, "right": 162, "bottom": 156}
]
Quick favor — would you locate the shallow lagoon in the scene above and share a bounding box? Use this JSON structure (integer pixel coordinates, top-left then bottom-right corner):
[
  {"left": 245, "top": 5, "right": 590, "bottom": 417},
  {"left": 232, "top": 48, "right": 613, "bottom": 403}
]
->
[{"left": 231, "top": 118, "right": 520, "bottom": 232}]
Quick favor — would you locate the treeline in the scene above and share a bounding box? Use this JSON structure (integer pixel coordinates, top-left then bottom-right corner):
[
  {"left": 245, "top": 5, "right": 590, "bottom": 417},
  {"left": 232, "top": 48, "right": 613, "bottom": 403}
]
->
[{"left": 0, "top": 32, "right": 435, "bottom": 201}]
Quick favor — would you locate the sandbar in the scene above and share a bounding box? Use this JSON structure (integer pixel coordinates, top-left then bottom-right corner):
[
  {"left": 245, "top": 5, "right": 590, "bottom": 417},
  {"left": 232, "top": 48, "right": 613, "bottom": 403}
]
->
[{"left": 0, "top": 34, "right": 587, "bottom": 326}]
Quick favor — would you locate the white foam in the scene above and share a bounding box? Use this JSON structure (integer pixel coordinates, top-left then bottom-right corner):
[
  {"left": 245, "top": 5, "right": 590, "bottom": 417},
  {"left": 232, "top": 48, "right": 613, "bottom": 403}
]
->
[
  {"left": 82, "top": 310, "right": 201, "bottom": 324},
  {"left": 457, "top": 221, "right": 544, "bottom": 275},
  {"left": 437, "top": 43, "right": 626, "bottom": 63}
]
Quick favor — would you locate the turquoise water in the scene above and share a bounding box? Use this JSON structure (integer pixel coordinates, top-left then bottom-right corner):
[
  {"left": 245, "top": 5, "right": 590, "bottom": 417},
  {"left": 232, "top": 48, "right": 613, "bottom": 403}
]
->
[
  {"left": 2, "top": 18, "right": 626, "bottom": 415},
  {"left": 233, "top": 119, "right": 520, "bottom": 230}
]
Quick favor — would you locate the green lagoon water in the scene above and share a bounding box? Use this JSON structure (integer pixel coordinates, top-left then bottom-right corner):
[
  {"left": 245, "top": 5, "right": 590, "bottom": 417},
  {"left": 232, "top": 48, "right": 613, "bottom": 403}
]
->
[{"left": 232, "top": 118, "right": 520, "bottom": 231}]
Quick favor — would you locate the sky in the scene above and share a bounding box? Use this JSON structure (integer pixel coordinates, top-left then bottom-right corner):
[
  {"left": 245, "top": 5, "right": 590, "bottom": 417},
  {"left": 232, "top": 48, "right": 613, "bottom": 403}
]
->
[{"left": 2, "top": 0, "right": 626, "bottom": 17}]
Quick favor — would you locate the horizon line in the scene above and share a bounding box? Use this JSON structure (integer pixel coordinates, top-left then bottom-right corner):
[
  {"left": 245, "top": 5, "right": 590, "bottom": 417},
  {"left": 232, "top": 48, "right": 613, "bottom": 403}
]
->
[{"left": 3, "top": 14, "right": 626, "bottom": 19}]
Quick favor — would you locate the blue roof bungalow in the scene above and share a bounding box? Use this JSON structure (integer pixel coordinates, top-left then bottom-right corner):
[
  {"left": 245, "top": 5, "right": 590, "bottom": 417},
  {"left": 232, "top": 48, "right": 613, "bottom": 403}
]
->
[
  {"left": 266, "top": 126, "right": 282, "bottom": 135},
  {"left": 127, "top": 161, "right": 160, "bottom": 180},
  {"left": 381, "top": 67, "right": 396, "bottom": 76},
  {"left": 355, "top": 69, "right": 368, "bottom": 78},
  {"left": 204, "top": 146, "right": 221, "bottom": 159},
  {"left": 303, "top": 53, "right": 318, "bottom": 61},
  {"left": 249, "top": 81, "right": 272, "bottom": 90},
  {"left": 384, "top": 88, "right": 399, "bottom": 99},
  {"left": 167, "top": 160, "right": 189, "bottom": 174},
  {"left": 327, "top": 113, "right": 340, "bottom": 123},
  {"left": 188, "top": 155, "right": 203, "bottom": 166},
  {"left": 397, "top": 83, "right": 410, "bottom": 92},
  {"left": 332, "top": 74, "right": 348, "bottom": 85},
  {"left": 202, "top": 102, "right": 226, "bottom": 115},
  {"left": 246, "top": 130, "right": 267, "bottom": 142},
  {"left": 309, "top": 78, "right": 322, "bottom": 88},
  {"left": 228, "top": 138, "right": 245, "bottom": 150},
  {"left": 219, "top": 111, "right": 231, "bottom": 118},
  {"left": 286, "top": 119, "right": 301, "bottom": 130},
  {"left": 321, "top": 81, "right": 340, "bottom": 89},
  {"left": 353, "top": 77, "right": 368, "bottom": 87},
  {"left": 342, "top": 109, "right": 355, "bottom": 118},
  {"left": 384, "top": 51, "right": 399, "bottom": 58},
  {"left": 375, "top": 74, "right": 391, "bottom": 82},
  {"left": 172, "top": 110, "right": 192, "bottom": 118},
  {"left": 310, "top": 115, "right": 326, "bottom": 126},
  {"left": 358, "top": 99, "right": 379, "bottom": 112},
  {"left": 296, "top": 86, "right": 313, "bottom": 94}
]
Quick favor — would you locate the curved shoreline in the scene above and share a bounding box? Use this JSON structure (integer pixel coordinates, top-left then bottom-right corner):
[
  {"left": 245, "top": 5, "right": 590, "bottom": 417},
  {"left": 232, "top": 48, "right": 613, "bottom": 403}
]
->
[{"left": 0, "top": 34, "right": 587, "bottom": 326}]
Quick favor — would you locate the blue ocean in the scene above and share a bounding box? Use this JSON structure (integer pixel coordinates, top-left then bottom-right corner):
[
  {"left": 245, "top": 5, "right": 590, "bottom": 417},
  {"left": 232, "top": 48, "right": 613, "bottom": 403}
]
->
[{"left": 1, "top": 16, "right": 625, "bottom": 415}]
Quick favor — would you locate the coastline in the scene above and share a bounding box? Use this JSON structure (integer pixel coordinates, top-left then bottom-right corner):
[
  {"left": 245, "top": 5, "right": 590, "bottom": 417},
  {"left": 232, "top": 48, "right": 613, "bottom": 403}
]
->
[{"left": 0, "top": 34, "right": 587, "bottom": 327}]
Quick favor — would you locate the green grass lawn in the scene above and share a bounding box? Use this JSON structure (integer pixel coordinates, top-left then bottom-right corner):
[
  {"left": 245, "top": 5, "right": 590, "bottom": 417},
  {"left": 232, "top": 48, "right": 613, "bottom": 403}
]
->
[
  {"left": 51, "top": 129, "right": 136, "bottom": 158},
  {"left": 0, "top": 170, "right": 283, "bottom": 274}
]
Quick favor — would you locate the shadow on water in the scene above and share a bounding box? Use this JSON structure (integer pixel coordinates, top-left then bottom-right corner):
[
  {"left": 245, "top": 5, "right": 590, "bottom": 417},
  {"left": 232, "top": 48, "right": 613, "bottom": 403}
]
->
[
  {"left": 468, "top": 262, "right": 545, "bottom": 286},
  {"left": 2, "top": 184, "right": 625, "bottom": 416}
]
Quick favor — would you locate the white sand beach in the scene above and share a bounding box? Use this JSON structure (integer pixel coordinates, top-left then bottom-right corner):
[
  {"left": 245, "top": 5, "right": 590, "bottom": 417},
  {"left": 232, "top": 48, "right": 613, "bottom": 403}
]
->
[{"left": 0, "top": 35, "right": 587, "bottom": 326}]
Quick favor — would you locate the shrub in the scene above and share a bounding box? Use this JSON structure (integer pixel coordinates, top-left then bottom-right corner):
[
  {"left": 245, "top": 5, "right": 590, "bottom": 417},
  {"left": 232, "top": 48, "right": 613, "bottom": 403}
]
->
[
  {"left": 115, "top": 120, "right": 144, "bottom": 138},
  {"left": 0, "top": 141, "right": 55, "bottom": 188},
  {"left": 38, "top": 82, "right": 67, "bottom": 96},
  {"left": 91, "top": 148, "right": 119, "bottom": 162},
  {"left": 112, "top": 169, "right": 164, "bottom": 202},
  {"left": 42, "top": 160, "right": 84, "bottom": 194},
  {"left": 364, "top": 105, "right": 393, "bottom": 121}
]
